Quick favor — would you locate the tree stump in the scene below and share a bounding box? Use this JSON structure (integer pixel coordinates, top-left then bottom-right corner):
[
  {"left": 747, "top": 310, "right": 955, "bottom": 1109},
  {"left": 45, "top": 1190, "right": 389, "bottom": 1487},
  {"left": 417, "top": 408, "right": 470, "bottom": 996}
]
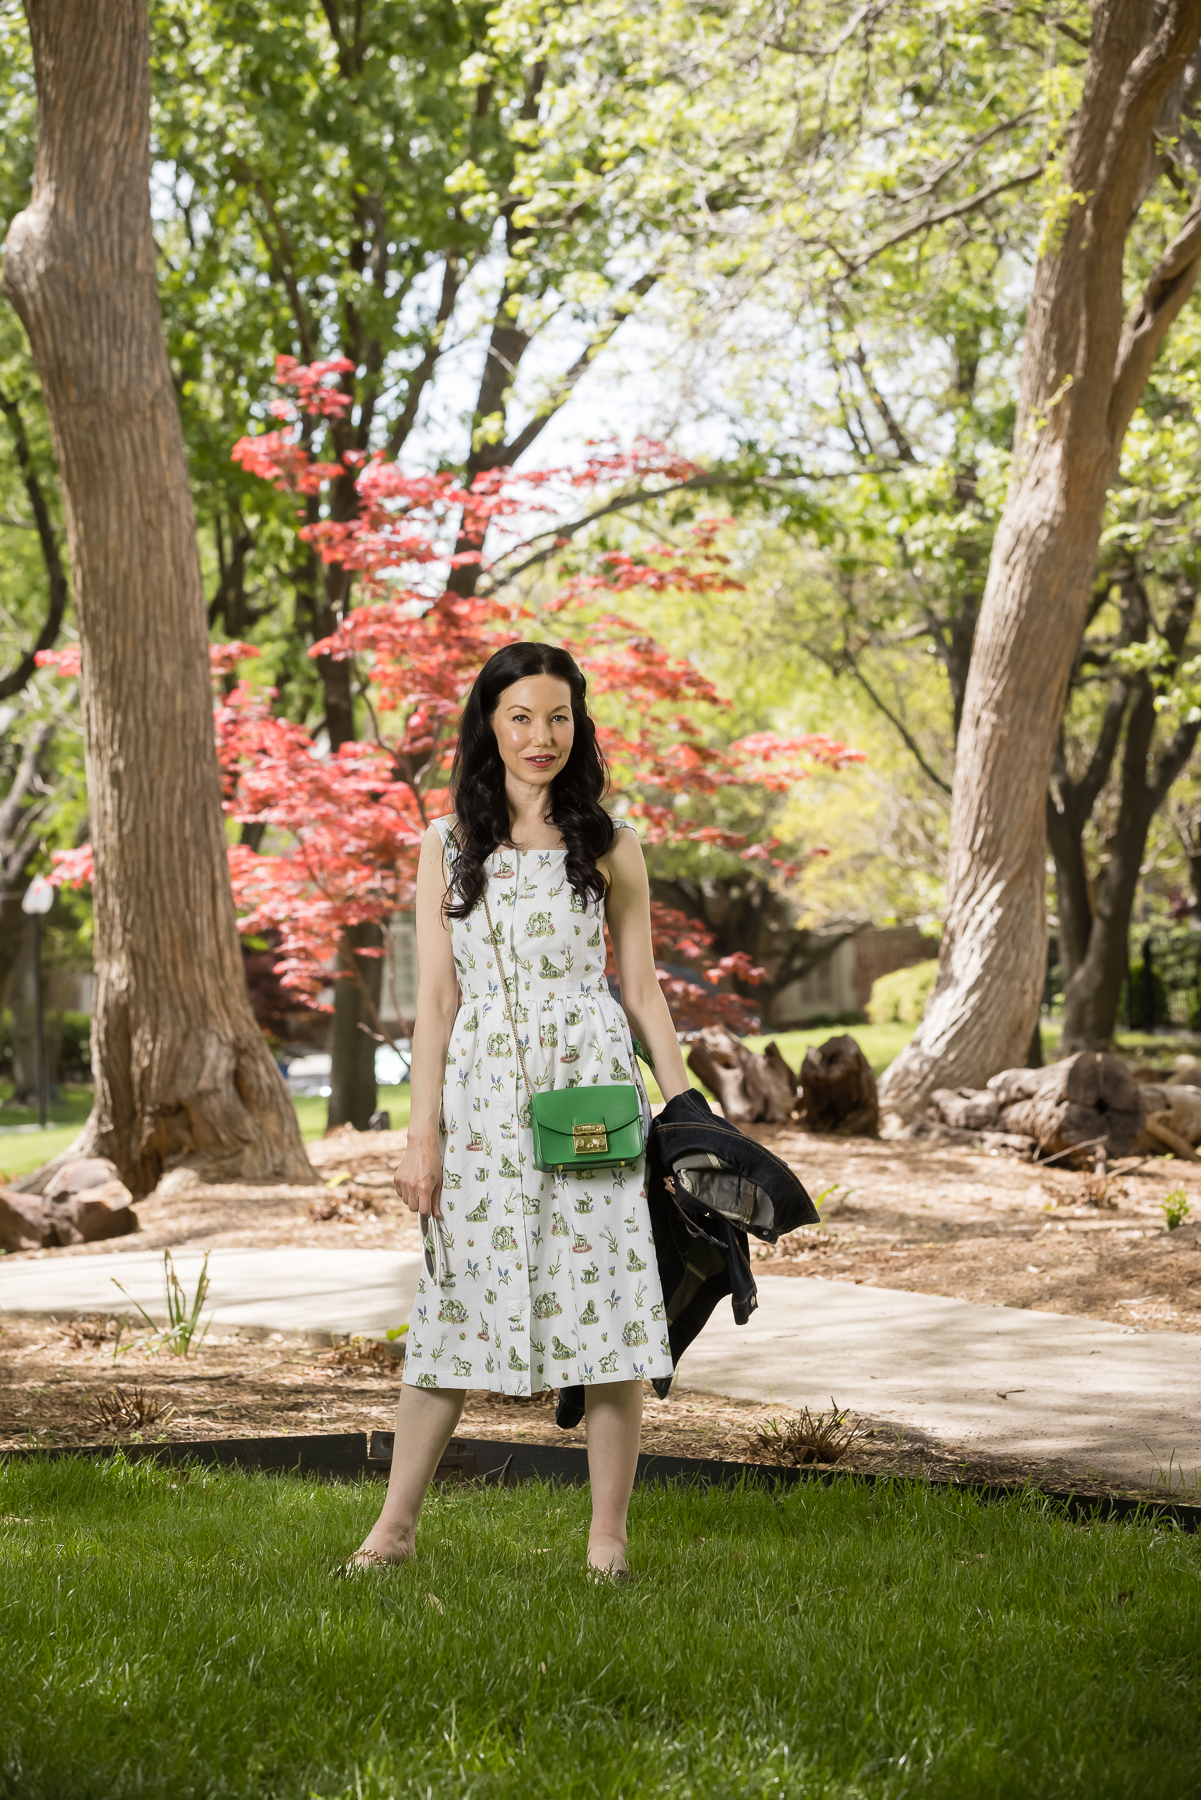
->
[
  {"left": 989, "top": 1051, "right": 1144, "bottom": 1158},
  {"left": 686, "top": 1028, "right": 798, "bottom": 1124},
  {"left": 800, "top": 1034, "right": 879, "bottom": 1136}
]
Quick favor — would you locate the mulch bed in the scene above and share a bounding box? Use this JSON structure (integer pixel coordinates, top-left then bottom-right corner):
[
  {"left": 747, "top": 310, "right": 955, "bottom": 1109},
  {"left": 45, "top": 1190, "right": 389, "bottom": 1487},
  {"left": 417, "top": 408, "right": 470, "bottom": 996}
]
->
[
  {"left": 0, "top": 1314, "right": 1184, "bottom": 1507},
  {"left": 4, "top": 1122, "right": 1201, "bottom": 1508}
]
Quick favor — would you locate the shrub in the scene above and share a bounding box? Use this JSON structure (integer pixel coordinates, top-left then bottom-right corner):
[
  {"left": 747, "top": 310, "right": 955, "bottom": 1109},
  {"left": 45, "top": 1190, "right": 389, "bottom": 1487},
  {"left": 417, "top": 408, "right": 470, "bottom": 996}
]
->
[
  {"left": 57, "top": 1011, "right": 93, "bottom": 1079},
  {"left": 867, "top": 959, "right": 938, "bottom": 1026}
]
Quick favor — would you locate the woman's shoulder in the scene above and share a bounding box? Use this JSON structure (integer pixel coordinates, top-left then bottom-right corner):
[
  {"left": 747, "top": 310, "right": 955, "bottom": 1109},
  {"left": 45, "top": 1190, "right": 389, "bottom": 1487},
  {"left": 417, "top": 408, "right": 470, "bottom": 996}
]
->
[
  {"left": 599, "top": 815, "right": 642, "bottom": 873},
  {"left": 430, "top": 814, "right": 459, "bottom": 845}
]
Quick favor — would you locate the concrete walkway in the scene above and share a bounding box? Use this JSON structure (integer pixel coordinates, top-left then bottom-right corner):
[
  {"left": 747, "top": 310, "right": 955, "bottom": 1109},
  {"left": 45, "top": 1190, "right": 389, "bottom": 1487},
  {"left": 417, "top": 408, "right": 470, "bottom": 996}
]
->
[
  {"left": 0, "top": 1247, "right": 421, "bottom": 1342},
  {"left": 3, "top": 1251, "right": 1198, "bottom": 1485},
  {"left": 675, "top": 1276, "right": 1201, "bottom": 1489}
]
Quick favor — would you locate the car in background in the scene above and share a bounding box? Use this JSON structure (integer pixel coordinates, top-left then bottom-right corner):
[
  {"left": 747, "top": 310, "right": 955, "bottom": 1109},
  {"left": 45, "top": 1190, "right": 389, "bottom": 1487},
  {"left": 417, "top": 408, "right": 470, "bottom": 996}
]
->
[{"left": 283, "top": 1044, "right": 411, "bottom": 1098}]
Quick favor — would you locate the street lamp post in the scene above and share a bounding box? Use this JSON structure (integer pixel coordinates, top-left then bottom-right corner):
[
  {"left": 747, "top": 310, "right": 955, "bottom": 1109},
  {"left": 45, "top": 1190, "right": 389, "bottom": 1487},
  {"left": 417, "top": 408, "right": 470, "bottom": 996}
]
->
[{"left": 21, "top": 874, "right": 54, "bottom": 1130}]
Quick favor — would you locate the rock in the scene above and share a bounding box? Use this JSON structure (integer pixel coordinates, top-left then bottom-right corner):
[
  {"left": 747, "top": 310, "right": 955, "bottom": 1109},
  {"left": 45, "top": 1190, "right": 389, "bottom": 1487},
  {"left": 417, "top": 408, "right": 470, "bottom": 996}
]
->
[
  {"left": 0, "top": 1177, "right": 138, "bottom": 1251},
  {"left": 800, "top": 1034, "right": 879, "bottom": 1136},
  {"left": 686, "top": 1028, "right": 798, "bottom": 1125},
  {"left": 930, "top": 1087, "right": 1001, "bottom": 1131},
  {"left": 43, "top": 1156, "right": 120, "bottom": 1202},
  {"left": 0, "top": 1187, "right": 55, "bottom": 1251}
]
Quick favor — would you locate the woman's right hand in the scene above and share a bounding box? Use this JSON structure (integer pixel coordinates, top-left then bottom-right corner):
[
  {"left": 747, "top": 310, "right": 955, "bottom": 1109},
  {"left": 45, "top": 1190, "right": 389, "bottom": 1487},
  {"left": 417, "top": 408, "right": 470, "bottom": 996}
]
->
[{"left": 393, "top": 1130, "right": 444, "bottom": 1218}]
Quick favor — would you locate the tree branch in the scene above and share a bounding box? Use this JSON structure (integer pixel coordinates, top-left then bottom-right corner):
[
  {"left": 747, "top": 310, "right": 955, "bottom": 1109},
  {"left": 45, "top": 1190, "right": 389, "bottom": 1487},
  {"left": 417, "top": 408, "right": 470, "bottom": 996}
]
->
[
  {"left": 386, "top": 254, "right": 461, "bottom": 459},
  {"left": 484, "top": 470, "right": 753, "bottom": 591},
  {"left": 236, "top": 165, "right": 317, "bottom": 362},
  {"left": 487, "top": 270, "right": 660, "bottom": 472},
  {"left": 0, "top": 718, "right": 53, "bottom": 865},
  {"left": 809, "top": 638, "right": 952, "bottom": 794},
  {"left": 0, "top": 389, "right": 69, "bottom": 699},
  {"left": 1111, "top": 186, "right": 1201, "bottom": 435},
  {"left": 848, "top": 163, "right": 1046, "bottom": 272}
]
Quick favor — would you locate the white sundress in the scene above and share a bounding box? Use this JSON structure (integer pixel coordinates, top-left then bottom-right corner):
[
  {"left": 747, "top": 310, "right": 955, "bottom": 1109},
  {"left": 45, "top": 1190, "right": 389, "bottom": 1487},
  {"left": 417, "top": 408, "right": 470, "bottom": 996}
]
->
[{"left": 402, "top": 815, "right": 674, "bottom": 1396}]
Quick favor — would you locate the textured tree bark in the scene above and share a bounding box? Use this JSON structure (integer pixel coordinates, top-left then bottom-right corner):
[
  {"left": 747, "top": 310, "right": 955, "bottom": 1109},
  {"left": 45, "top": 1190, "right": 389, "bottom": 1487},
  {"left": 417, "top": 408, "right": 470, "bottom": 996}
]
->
[
  {"left": 1, "top": 0, "right": 313, "bottom": 1196},
  {"left": 327, "top": 920, "right": 385, "bottom": 1130},
  {"left": 880, "top": 0, "right": 1201, "bottom": 1121}
]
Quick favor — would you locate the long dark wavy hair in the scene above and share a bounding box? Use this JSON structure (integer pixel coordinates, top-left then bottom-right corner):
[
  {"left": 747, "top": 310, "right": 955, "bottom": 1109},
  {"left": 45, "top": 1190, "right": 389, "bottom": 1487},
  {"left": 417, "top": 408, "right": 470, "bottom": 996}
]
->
[{"left": 445, "top": 641, "right": 614, "bottom": 920}]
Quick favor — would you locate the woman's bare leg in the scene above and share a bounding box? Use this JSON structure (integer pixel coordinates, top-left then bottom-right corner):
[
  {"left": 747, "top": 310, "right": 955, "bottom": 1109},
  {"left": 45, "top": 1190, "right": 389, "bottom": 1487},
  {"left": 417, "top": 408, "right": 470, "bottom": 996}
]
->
[
  {"left": 351, "top": 1384, "right": 465, "bottom": 1566},
  {"left": 584, "top": 1379, "right": 643, "bottom": 1574}
]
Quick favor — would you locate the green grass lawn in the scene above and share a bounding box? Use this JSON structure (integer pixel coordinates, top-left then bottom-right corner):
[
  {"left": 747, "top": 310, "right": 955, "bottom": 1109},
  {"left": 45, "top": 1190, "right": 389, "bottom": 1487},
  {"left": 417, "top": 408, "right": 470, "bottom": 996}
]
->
[
  {"left": 0, "top": 1085, "right": 415, "bottom": 1181},
  {"left": 745, "top": 1023, "right": 915, "bottom": 1079},
  {"left": 292, "top": 1085, "right": 412, "bottom": 1143},
  {"left": 1, "top": 1459, "right": 1197, "bottom": 1800}
]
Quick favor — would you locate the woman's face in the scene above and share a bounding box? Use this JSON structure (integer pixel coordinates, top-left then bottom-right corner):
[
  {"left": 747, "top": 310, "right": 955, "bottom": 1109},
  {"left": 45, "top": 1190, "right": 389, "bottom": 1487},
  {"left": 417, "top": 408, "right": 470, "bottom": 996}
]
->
[{"left": 490, "top": 673, "right": 575, "bottom": 791}]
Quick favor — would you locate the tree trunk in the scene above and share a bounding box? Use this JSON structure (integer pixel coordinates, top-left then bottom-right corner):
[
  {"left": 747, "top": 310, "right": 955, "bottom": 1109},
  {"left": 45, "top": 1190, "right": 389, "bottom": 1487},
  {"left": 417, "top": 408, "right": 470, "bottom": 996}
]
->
[
  {"left": 327, "top": 920, "right": 385, "bottom": 1130},
  {"left": 879, "top": 0, "right": 1201, "bottom": 1122},
  {"left": 1060, "top": 580, "right": 1201, "bottom": 1051},
  {"left": 0, "top": 719, "right": 53, "bottom": 1006},
  {"left": 1, "top": 0, "right": 313, "bottom": 1197}
]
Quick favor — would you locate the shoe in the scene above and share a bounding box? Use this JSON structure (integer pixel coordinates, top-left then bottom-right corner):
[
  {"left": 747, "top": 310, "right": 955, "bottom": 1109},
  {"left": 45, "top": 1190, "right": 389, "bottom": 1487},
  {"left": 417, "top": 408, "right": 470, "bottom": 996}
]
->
[
  {"left": 586, "top": 1560, "right": 632, "bottom": 1585},
  {"left": 339, "top": 1546, "right": 405, "bottom": 1576}
]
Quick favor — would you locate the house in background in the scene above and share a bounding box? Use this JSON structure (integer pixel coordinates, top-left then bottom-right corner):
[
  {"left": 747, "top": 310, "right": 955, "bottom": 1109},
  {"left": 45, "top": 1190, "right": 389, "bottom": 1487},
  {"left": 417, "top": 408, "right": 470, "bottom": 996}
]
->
[
  {"left": 769, "top": 923, "right": 937, "bottom": 1027},
  {"left": 380, "top": 912, "right": 936, "bottom": 1037},
  {"left": 379, "top": 912, "right": 419, "bottom": 1041}
]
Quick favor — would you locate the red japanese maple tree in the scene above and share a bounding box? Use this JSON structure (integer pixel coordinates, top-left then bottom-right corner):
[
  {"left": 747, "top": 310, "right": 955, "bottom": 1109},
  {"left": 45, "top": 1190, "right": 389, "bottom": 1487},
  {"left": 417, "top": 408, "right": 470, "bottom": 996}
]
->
[{"left": 47, "top": 356, "right": 861, "bottom": 1036}]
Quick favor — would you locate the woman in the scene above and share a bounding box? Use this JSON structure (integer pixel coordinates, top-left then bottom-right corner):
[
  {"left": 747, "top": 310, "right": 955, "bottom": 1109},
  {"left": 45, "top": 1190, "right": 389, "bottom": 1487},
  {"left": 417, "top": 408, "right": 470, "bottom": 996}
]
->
[{"left": 352, "top": 641, "right": 691, "bottom": 1577}]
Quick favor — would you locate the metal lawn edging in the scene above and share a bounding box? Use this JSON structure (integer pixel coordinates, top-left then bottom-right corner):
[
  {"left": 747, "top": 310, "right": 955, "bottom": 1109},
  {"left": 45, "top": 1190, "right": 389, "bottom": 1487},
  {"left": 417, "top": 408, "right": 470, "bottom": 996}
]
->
[{"left": 1, "top": 1430, "right": 1198, "bottom": 1531}]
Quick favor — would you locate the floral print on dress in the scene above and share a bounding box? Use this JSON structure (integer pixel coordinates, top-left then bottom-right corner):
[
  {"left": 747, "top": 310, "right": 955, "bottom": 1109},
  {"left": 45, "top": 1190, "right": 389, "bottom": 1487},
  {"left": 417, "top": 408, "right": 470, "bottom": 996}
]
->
[{"left": 402, "top": 817, "right": 671, "bottom": 1396}]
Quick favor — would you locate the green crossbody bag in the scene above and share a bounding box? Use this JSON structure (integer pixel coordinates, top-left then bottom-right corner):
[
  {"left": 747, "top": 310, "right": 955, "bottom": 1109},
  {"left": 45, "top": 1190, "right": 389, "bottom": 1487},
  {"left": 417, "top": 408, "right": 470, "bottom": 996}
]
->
[{"left": 482, "top": 892, "right": 645, "bottom": 1173}]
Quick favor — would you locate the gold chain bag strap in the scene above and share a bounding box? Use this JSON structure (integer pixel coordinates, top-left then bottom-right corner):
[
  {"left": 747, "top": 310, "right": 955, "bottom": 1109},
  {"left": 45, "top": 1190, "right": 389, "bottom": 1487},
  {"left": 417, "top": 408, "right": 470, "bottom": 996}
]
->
[{"left": 481, "top": 886, "right": 644, "bottom": 1173}]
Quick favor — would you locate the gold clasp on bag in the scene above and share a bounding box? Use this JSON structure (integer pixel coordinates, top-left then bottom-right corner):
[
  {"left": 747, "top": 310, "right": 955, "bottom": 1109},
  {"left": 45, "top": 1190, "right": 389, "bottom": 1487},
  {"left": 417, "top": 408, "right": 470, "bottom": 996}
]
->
[{"left": 572, "top": 1122, "right": 609, "bottom": 1155}]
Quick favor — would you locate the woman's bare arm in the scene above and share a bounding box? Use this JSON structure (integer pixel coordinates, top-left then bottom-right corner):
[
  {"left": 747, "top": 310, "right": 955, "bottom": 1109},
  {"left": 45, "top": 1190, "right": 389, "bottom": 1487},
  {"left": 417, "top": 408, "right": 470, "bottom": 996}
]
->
[
  {"left": 601, "top": 827, "right": 691, "bottom": 1103},
  {"left": 393, "top": 823, "right": 461, "bottom": 1218}
]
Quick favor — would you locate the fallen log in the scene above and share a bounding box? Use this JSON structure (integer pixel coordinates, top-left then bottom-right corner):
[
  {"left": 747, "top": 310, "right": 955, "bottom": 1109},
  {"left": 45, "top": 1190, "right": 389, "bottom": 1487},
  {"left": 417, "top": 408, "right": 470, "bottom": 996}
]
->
[
  {"left": 1136, "top": 1084, "right": 1201, "bottom": 1147},
  {"left": 929, "top": 1087, "right": 1000, "bottom": 1131},
  {"left": 1143, "top": 1114, "right": 1201, "bottom": 1162},
  {"left": 800, "top": 1034, "right": 879, "bottom": 1136},
  {"left": 686, "top": 1028, "right": 798, "bottom": 1125},
  {"left": 988, "top": 1052, "right": 1144, "bottom": 1159}
]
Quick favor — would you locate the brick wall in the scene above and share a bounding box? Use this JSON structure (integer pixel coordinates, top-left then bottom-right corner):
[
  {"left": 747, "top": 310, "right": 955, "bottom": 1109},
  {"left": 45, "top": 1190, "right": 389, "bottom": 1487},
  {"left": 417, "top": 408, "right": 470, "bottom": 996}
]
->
[{"left": 851, "top": 927, "right": 938, "bottom": 1012}]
